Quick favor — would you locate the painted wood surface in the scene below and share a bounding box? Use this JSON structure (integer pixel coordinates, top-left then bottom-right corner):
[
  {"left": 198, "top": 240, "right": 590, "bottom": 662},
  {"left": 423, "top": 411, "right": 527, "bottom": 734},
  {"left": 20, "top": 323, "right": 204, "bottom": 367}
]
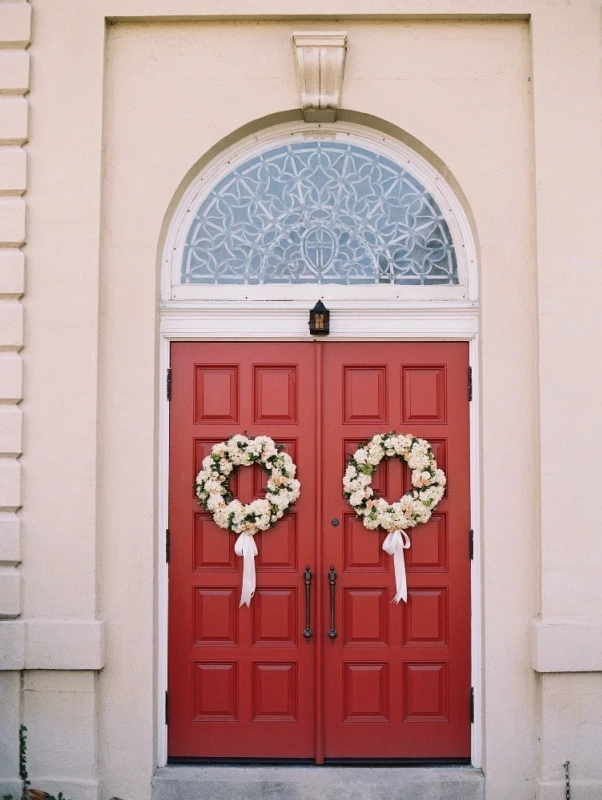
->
[
  {"left": 168, "top": 342, "right": 470, "bottom": 760},
  {"left": 322, "top": 342, "right": 471, "bottom": 758},
  {"left": 168, "top": 343, "right": 317, "bottom": 758}
]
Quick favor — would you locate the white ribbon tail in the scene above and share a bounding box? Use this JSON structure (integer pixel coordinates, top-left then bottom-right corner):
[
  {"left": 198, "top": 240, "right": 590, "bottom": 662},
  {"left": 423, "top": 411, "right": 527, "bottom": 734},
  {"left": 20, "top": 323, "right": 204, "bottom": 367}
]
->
[
  {"left": 234, "top": 533, "right": 258, "bottom": 607},
  {"left": 382, "top": 530, "right": 411, "bottom": 604}
]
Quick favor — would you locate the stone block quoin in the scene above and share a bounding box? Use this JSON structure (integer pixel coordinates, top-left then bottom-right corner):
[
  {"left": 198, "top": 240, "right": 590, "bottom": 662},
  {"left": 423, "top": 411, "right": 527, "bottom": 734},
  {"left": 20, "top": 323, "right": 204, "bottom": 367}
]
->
[{"left": 0, "top": 1, "right": 30, "bottom": 622}]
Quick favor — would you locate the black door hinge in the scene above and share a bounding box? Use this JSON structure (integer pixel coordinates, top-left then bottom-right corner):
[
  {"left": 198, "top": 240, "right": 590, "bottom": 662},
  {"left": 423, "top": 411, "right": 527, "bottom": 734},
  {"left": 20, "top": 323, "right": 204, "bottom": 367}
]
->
[
  {"left": 165, "top": 690, "right": 169, "bottom": 725},
  {"left": 469, "top": 528, "right": 474, "bottom": 560},
  {"left": 166, "top": 529, "right": 170, "bottom": 563},
  {"left": 470, "top": 687, "right": 474, "bottom": 724},
  {"left": 166, "top": 368, "right": 172, "bottom": 401},
  {"left": 468, "top": 366, "right": 473, "bottom": 402}
]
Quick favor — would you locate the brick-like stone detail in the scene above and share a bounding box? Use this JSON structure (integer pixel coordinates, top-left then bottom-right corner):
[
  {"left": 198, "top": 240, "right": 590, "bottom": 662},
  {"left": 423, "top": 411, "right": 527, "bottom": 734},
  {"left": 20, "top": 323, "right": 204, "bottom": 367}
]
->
[
  {"left": 0, "top": 51, "right": 29, "bottom": 96},
  {"left": 0, "top": 97, "right": 28, "bottom": 144},
  {"left": 0, "top": 3, "right": 29, "bottom": 624},
  {"left": 0, "top": 147, "right": 26, "bottom": 194}
]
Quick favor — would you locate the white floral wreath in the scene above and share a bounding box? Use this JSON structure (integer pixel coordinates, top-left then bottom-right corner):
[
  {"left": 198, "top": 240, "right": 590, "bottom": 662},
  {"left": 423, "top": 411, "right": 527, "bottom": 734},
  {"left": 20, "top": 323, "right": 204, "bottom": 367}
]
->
[
  {"left": 343, "top": 432, "right": 446, "bottom": 603},
  {"left": 195, "top": 434, "right": 301, "bottom": 606}
]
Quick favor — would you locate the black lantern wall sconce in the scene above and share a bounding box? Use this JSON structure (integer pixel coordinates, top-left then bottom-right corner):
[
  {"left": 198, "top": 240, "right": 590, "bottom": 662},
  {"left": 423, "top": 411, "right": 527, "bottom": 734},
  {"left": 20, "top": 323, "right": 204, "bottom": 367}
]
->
[{"left": 309, "top": 300, "right": 330, "bottom": 336}]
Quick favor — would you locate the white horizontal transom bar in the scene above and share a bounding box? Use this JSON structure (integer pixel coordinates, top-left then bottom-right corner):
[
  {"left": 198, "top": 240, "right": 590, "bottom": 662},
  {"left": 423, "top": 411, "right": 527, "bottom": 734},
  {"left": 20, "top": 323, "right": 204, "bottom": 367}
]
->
[{"left": 160, "top": 301, "right": 479, "bottom": 340}]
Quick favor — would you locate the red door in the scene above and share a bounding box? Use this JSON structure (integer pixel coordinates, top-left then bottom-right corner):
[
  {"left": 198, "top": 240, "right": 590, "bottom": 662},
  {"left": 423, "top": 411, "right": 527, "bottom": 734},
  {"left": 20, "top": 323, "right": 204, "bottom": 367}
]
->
[
  {"left": 168, "top": 342, "right": 470, "bottom": 761},
  {"left": 321, "top": 342, "right": 471, "bottom": 759},
  {"left": 168, "top": 343, "right": 317, "bottom": 758}
]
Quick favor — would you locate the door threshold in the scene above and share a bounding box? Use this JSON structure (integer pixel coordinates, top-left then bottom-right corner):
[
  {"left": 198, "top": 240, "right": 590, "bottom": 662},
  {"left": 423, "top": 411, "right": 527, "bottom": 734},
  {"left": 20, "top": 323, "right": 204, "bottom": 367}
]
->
[
  {"left": 324, "top": 758, "right": 471, "bottom": 767},
  {"left": 167, "top": 757, "right": 471, "bottom": 767},
  {"left": 168, "top": 758, "right": 316, "bottom": 766}
]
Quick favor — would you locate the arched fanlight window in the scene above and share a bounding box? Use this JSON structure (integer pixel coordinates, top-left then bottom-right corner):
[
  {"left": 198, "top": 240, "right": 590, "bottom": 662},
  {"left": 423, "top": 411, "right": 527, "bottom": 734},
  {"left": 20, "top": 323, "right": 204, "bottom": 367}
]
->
[
  {"left": 165, "top": 123, "right": 475, "bottom": 302},
  {"left": 182, "top": 140, "right": 457, "bottom": 287}
]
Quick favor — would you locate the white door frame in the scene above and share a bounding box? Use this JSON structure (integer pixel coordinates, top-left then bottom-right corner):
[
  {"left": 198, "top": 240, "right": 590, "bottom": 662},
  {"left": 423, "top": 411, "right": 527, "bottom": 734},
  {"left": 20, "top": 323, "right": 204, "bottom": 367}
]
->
[{"left": 156, "top": 299, "right": 482, "bottom": 769}]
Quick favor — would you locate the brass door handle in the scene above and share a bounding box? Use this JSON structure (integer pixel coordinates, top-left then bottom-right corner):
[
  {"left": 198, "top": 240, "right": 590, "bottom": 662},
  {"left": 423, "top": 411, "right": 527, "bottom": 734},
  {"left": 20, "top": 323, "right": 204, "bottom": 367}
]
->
[
  {"left": 303, "top": 565, "right": 313, "bottom": 642},
  {"left": 328, "top": 565, "right": 338, "bottom": 643}
]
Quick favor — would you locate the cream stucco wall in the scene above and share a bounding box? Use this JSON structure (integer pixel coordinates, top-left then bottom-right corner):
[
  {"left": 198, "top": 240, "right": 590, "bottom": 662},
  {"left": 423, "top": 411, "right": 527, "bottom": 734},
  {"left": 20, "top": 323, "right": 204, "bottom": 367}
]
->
[
  {"left": 1, "top": 2, "right": 601, "bottom": 800},
  {"left": 99, "top": 18, "right": 537, "bottom": 799}
]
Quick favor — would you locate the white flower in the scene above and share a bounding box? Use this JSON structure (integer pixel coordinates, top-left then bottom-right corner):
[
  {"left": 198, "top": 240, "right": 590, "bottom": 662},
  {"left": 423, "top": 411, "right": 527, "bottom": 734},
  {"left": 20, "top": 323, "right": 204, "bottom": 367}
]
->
[
  {"left": 394, "top": 436, "right": 412, "bottom": 454},
  {"left": 252, "top": 498, "right": 271, "bottom": 514},
  {"left": 206, "top": 494, "right": 224, "bottom": 512},
  {"left": 229, "top": 449, "right": 246, "bottom": 466},
  {"left": 433, "top": 469, "right": 446, "bottom": 486},
  {"left": 348, "top": 491, "right": 364, "bottom": 506},
  {"left": 354, "top": 448, "right": 368, "bottom": 464},
  {"left": 408, "top": 453, "right": 430, "bottom": 470},
  {"left": 267, "top": 493, "right": 291, "bottom": 510},
  {"left": 204, "top": 479, "right": 225, "bottom": 494}
]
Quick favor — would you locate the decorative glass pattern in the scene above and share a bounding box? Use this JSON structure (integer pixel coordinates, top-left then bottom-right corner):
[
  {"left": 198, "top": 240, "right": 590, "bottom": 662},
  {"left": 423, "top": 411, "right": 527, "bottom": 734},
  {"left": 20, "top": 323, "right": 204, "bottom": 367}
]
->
[{"left": 182, "top": 141, "right": 457, "bottom": 285}]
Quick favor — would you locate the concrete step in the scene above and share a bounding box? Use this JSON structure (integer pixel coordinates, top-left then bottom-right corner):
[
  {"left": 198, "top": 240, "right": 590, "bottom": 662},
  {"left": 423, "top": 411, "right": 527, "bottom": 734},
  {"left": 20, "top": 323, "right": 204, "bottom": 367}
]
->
[{"left": 153, "top": 765, "right": 485, "bottom": 800}]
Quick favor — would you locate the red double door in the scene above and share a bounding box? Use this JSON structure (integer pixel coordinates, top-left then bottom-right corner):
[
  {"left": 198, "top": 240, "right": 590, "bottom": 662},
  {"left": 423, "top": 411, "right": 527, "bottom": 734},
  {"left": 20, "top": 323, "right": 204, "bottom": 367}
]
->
[{"left": 168, "top": 342, "right": 471, "bottom": 762}]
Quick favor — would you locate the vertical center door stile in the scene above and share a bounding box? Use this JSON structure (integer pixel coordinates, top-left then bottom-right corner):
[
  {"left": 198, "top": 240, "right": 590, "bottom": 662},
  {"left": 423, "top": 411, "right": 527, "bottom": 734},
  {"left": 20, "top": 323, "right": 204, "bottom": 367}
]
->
[{"left": 314, "top": 341, "right": 325, "bottom": 764}]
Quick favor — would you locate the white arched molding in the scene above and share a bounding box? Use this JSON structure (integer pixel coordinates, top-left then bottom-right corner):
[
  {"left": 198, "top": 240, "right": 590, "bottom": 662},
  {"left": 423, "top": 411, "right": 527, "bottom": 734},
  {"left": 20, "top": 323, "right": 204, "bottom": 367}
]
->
[{"left": 161, "top": 120, "right": 478, "bottom": 307}]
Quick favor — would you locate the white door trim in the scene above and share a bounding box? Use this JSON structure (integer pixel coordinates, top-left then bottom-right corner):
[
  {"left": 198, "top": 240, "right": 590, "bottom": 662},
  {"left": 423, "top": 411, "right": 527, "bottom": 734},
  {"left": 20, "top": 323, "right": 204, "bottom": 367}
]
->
[{"left": 156, "top": 301, "right": 482, "bottom": 769}]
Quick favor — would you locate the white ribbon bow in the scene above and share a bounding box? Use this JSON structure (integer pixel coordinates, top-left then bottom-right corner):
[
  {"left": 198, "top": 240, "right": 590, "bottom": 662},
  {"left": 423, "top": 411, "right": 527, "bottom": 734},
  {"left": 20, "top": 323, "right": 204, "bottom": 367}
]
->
[
  {"left": 234, "top": 533, "right": 258, "bottom": 607},
  {"left": 382, "top": 530, "right": 412, "bottom": 604}
]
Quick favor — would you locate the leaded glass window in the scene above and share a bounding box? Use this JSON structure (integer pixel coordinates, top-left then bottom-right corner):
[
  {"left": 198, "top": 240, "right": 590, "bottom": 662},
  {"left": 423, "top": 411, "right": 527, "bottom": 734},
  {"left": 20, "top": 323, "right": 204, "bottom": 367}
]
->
[{"left": 181, "top": 141, "right": 458, "bottom": 286}]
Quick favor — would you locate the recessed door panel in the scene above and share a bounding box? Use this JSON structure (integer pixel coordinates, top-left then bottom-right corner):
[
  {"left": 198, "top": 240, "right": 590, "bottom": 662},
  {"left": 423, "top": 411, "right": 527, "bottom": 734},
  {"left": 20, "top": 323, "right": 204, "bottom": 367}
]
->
[
  {"left": 343, "top": 662, "right": 390, "bottom": 722},
  {"left": 253, "top": 365, "right": 298, "bottom": 423},
  {"left": 343, "top": 366, "right": 388, "bottom": 423},
  {"left": 194, "top": 366, "right": 239, "bottom": 423}
]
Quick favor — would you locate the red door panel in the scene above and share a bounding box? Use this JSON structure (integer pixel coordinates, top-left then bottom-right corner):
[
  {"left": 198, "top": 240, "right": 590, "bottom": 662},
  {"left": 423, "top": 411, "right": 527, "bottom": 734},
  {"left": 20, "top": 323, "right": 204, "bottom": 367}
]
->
[
  {"left": 168, "top": 343, "right": 316, "bottom": 758},
  {"left": 322, "top": 342, "right": 471, "bottom": 759}
]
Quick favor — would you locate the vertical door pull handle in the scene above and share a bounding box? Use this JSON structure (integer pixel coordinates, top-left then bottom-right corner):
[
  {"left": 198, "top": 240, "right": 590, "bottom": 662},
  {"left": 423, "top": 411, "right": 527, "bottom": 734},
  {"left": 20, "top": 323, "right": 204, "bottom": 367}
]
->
[
  {"left": 328, "top": 565, "right": 338, "bottom": 642},
  {"left": 303, "top": 565, "right": 313, "bottom": 642}
]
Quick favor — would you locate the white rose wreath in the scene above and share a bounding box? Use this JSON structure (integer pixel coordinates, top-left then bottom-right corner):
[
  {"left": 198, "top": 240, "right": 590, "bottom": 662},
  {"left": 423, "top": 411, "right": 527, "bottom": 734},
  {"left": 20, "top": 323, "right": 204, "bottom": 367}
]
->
[
  {"left": 343, "top": 432, "right": 446, "bottom": 603},
  {"left": 195, "top": 434, "right": 301, "bottom": 607}
]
